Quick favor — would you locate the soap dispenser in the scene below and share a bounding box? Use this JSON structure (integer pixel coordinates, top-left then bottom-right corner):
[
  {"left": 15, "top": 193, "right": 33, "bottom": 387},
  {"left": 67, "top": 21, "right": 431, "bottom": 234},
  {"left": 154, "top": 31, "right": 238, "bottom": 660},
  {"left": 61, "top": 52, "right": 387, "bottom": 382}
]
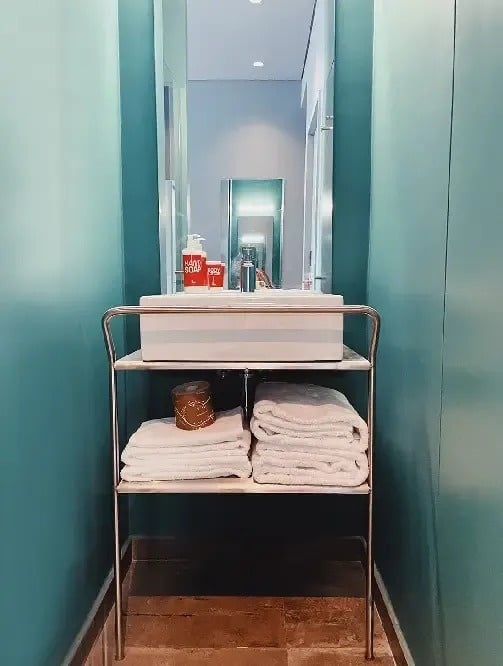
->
[{"left": 182, "top": 234, "right": 208, "bottom": 292}]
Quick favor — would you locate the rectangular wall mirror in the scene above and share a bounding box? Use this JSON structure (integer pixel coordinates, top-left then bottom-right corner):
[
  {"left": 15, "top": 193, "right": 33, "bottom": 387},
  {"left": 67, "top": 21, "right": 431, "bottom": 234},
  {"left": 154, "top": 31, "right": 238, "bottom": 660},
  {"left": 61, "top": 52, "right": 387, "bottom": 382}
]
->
[{"left": 154, "top": 0, "right": 335, "bottom": 293}]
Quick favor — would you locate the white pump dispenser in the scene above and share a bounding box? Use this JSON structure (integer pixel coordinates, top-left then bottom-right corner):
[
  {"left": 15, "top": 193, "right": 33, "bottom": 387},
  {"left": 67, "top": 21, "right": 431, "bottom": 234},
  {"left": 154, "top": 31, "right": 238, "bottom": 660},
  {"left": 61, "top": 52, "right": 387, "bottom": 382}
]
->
[{"left": 182, "top": 234, "right": 208, "bottom": 292}]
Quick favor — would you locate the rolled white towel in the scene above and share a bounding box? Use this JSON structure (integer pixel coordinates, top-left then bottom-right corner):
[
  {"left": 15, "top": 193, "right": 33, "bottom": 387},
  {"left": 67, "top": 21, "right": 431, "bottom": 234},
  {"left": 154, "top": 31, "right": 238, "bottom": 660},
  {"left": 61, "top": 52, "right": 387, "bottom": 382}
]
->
[
  {"left": 128, "top": 407, "right": 245, "bottom": 448},
  {"left": 250, "top": 417, "right": 367, "bottom": 453},
  {"left": 253, "top": 383, "right": 367, "bottom": 439}
]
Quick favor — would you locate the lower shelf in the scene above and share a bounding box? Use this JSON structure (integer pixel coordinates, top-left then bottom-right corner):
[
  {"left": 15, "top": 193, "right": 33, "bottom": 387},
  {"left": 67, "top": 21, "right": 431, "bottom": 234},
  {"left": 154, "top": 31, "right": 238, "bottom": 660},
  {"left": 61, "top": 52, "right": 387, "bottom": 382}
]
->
[{"left": 116, "top": 477, "right": 370, "bottom": 495}]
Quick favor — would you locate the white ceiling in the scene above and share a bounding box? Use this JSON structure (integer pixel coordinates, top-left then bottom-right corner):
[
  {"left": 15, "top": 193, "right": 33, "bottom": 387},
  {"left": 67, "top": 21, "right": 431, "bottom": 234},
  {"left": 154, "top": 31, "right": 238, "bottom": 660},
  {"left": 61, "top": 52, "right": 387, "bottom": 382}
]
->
[{"left": 187, "top": 0, "right": 316, "bottom": 81}]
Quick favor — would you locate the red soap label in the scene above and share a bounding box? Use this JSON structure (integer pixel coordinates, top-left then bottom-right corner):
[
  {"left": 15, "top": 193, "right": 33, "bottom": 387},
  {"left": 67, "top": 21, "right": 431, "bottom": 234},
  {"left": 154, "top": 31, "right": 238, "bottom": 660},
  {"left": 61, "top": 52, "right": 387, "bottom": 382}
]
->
[
  {"left": 207, "top": 261, "right": 225, "bottom": 288},
  {"left": 183, "top": 253, "right": 207, "bottom": 287}
]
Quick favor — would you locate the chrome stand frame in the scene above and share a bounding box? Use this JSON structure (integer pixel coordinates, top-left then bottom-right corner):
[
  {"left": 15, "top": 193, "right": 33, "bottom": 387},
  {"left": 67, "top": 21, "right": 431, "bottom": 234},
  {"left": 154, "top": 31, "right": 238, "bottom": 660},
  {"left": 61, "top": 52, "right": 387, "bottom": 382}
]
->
[
  {"left": 243, "top": 368, "right": 252, "bottom": 422},
  {"left": 102, "top": 304, "right": 380, "bottom": 661}
]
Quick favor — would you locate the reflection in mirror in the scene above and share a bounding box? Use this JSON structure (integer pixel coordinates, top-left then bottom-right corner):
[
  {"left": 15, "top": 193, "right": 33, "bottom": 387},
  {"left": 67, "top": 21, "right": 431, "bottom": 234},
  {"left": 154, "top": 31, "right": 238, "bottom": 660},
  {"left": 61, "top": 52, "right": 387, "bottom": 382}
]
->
[
  {"left": 227, "top": 179, "right": 284, "bottom": 290},
  {"left": 156, "top": 0, "right": 335, "bottom": 293}
]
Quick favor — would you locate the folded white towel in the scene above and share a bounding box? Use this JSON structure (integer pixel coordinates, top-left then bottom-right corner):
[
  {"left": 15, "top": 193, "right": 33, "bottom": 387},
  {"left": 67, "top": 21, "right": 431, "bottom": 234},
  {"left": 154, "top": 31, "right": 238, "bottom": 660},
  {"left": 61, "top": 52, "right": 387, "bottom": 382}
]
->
[
  {"left": 253, "top": 383, "right": 367, "bottom": 439},
  {"left": 252, "top": 450, "right": 368, "bottom": 487},
  {"left": 253, "top": 441, "right": 368, "bottom": 468},
  {"left": 128, "top": 407, "right": 245, "bottom": 448},
  {"left": 252, "top": 466, "right": 367, "bottom": 487},
  {"left": 121, "top": 458, "right": 251, "bottom": 482},
  {"left": 250, "top": 417, "right": 367, "bottom": 453},
  {"left": 122, "top": 450, "right": 250, "bottom": 466},
  {"left": 123, "top": 454, "right": 250, "bottom": 472},
  {"left": 122, "top": 432, "right": 251, "bottom": 465}
]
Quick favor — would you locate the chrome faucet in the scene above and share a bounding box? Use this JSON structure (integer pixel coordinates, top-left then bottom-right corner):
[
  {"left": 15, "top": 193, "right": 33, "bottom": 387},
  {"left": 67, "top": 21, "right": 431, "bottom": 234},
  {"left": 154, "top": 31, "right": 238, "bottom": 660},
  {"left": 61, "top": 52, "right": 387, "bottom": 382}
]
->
[{"left": 240, "top": 246, "right": 257, "bottom": 292}]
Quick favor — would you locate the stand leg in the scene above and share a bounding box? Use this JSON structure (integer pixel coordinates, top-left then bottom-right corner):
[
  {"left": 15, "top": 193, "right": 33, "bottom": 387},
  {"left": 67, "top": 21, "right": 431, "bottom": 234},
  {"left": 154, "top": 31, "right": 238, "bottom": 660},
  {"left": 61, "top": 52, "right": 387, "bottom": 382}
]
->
[
  {"left": 113, "top": 489, "right": 124, "bottom": 660},
  {"left": 366, "top": 363, "right": 376, "bottom": 660},
  {"left": 243, "top": 369, "right": 251, "bottom": 422},
  {"left": 365, "top": 496, "right": 374, "bottom": 660},
  {"left": 110, "top": 367, "right": 124, "bottom": 660}
]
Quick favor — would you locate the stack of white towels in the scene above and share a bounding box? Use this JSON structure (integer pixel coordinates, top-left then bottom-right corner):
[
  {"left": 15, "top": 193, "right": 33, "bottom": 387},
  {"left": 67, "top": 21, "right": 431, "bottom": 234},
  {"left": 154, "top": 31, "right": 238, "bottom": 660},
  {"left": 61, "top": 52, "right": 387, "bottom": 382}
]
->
[
  {"left": 251, "top": 382, "right": 369, "bottom": 487},
  {"left": 121, "top": 407, "right": 251, "bottom": 482}
]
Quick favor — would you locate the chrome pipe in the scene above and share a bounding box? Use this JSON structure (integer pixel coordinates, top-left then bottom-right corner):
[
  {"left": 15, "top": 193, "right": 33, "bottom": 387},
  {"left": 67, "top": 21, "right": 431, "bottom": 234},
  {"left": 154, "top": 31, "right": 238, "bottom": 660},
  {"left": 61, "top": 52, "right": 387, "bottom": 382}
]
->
[
  {"left": 112, "top": 487, "right": 123, "bottom": 659},
  {"left": 243, "top": 368, "right": 251, "bottom": 422},
  {"left": 366, "top": 365, "right": 376, "bottom": 660},
  {"left": 103, "top": 303, "right": 377, "bottom": 326},
  {"left": 102, "top": 314, "right": 124, "bottom": 660},
  {"left": 365, "top": 310, "right": 380, "bottom": 660}
]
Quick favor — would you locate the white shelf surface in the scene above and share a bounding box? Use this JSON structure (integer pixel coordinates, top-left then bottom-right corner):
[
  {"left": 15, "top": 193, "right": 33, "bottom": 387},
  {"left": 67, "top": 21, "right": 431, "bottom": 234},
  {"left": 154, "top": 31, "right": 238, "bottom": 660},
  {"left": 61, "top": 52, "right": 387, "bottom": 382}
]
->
[
  {"left": 117, "top": 477, "right": 369, "bottom": 495},
  {"left": 114, "top": 346, "right": 370, "bottom": 371}
]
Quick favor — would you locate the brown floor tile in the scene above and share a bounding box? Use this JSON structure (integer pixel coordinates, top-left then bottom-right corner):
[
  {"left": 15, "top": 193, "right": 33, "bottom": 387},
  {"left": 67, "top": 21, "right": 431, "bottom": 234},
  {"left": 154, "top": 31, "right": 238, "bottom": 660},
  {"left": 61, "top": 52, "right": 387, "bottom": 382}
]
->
[
  {"left": 128, "top": 595, "right": 283, "bottom": 616},
  {"left": 284, "top": 598, "right": 389, "bottom": 653},
  {"left": 126, "top": 608, "right": 286, "bottom": 649},
  {"left": 280, "top": 561, "right": 364, "bottom": 597},
  {"left": 287, "top": 648, "right": 395, "bottom": 665},
  {"left": 116, "top": 647, "right": 288, "bottom": 665}
]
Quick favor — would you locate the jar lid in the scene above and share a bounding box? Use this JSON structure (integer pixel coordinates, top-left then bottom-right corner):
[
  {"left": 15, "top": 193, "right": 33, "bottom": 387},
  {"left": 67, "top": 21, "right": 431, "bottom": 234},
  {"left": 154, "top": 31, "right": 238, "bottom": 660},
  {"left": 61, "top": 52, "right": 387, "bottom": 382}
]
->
[{"left": 172, "top": 380, "right": 210, "bottom": 397}]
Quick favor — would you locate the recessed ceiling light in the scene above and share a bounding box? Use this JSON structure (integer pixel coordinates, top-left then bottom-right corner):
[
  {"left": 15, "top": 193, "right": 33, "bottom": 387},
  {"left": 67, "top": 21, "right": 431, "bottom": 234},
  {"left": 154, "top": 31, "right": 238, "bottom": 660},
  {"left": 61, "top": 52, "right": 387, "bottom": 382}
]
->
[
  {"left": 253, "top": 61, "right": 264, "bottom": 68},
  {"left": 249, "top": 0, "right": 263, "bottom": 4}
]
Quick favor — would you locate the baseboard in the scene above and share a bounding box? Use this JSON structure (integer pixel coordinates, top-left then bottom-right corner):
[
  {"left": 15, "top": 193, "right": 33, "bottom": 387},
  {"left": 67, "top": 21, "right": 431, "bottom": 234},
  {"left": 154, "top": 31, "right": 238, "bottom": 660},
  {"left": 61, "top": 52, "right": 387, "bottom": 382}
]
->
[
  {"left": 375, "top": 567, "right": 415, "bottom": 666},
  {"left": 62, "top": 538, "right": 132, "bottom": 666},
  {"left": 132, "top": 534, "right": 365, "bottom": 562}
]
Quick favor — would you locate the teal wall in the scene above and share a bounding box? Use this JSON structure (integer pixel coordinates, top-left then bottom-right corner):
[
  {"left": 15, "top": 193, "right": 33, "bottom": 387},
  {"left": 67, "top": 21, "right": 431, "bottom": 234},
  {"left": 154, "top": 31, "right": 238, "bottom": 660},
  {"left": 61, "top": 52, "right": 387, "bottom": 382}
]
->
[
  {"left": 437, "top": 1, "right": 503, "bottom": 664},
  {"left": 332, "top": 0, "right": 373, "bottom": 354},
  {"left": 369, "top": 2, "right": 454, "bottom": 663},
  {"left": 370, "top": 1, "right": 503, "bottom": 664},
  {"left": 0, "top": 2, "right": 124, "bottom": 664},
  {"left": 119, "top": 0, "right": 161, "bottom": 351}
]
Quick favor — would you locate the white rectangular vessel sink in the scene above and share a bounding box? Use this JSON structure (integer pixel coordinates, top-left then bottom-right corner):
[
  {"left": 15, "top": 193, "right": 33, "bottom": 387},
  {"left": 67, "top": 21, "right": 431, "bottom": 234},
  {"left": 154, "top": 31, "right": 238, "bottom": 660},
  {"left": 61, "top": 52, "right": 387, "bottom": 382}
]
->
[{"left": 139, "top": 291, "right": 344, "bottom": 362}]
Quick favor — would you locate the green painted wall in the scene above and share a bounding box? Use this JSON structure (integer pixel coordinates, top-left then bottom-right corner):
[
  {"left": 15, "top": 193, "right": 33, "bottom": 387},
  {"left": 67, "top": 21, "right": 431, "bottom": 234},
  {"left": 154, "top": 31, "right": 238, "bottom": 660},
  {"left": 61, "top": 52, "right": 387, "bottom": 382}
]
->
[
  {"left": 119, "top": 0, "right": 161, "bottom": 351},
  {"left": 370, "top": 2, "right": 503, "bottom": 664},
  {"left": 332, "top": 0, "right": 373, "bottom": 355},
  {"left": 369, "top": 1, "right": 455, "bottom": 664},
  {"left": 0, "top": 2, "right": 124, "bottom": 664},
  {"left": 437, "top": 1, "right": 503, "bottom": 663}
]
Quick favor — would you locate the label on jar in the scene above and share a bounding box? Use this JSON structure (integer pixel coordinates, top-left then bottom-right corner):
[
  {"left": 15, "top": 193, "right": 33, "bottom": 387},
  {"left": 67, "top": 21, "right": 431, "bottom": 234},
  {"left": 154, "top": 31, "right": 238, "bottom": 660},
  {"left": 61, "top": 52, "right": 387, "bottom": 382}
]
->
[
  {"left": 183, "top": 253, "right": 207, "bottom": 287},
  {"left": 207, "top": 261, "right": 225, "bottom": 289}
]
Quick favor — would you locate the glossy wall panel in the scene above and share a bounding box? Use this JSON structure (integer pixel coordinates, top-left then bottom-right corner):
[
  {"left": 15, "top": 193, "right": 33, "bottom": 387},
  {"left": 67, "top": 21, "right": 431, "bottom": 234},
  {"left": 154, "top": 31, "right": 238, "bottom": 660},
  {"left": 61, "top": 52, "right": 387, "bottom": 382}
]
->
[
  {"left": 332, "top": 0, "right": 373, "bottom": 354},
  {"left": 437, "top": 1, "right": 503, "bottom": 664},
  {"left": 119, "top": 0, "right": 161, "bottom": 351},
  {"left": 0, "top": 1, "right": 124, "bottom": 663},
  {"left": 368, "top": 1, "right": 455, "bottom": 664}
]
